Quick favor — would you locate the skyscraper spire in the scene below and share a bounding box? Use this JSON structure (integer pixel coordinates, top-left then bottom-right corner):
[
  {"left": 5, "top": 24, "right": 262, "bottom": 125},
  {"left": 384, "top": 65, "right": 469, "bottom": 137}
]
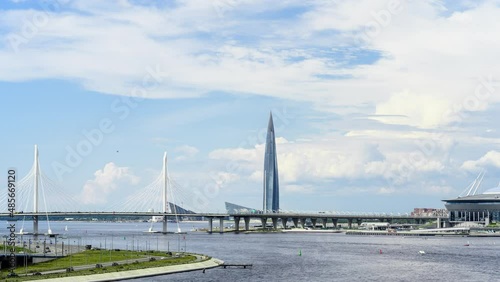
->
[{"left": 263, "top": 112, "right": 279, "bottom": 213}]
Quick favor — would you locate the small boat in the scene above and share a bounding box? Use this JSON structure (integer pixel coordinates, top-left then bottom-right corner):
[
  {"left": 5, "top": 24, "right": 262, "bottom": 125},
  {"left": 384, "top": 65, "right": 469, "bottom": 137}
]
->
[
  {"left": 175, "top": 228, "right": 187, "bottom": 234},
  {"left": 418, "top": 250, "right": 426, "bottom": 255},
  {"left": 143, "top": 227, "right": 160, "bottom": 233}
]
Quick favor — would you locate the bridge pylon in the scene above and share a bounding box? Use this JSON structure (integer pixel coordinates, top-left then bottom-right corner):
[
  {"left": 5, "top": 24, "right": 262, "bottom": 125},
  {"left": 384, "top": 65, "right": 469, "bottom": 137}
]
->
[
  {"left": 33, "top": 145, "right": 40, "bottom": 235},
  {"left": 162, "top": 152, "right": 168, "bottom": 233}
]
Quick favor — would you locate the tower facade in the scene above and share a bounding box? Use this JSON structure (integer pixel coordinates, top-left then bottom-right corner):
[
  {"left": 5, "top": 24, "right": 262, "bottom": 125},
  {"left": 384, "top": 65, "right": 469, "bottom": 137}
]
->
[{"left": 263, "top": 112, "right": 280, "bottom": 213}]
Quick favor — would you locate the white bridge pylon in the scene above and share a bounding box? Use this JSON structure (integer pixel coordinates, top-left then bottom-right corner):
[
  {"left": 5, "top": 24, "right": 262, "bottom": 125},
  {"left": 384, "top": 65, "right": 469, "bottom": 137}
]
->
[
  {"left": 107, "top": 151, "right": 188, "bottom": 233},
  {"left": 3, "top": 145, "right": 81, "bottom": 235},
  {"left": 3, "top": 146, "right": 191, "bottom": 234}
]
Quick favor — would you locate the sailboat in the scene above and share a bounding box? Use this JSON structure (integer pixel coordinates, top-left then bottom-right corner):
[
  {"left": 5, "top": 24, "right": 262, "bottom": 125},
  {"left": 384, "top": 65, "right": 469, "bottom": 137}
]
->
[
  {"left": 464, "top": 241, "right": 470, "bottom": 247},
  {"left": 175, "top": 226, "right": 187, "bottom": 234}
]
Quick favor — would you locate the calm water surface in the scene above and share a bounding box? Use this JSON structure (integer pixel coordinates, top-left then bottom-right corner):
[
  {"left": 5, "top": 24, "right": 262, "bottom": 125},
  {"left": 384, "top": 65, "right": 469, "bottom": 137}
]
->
[{"left": 2, "top": 221, "right": 499, "bottom": 281}]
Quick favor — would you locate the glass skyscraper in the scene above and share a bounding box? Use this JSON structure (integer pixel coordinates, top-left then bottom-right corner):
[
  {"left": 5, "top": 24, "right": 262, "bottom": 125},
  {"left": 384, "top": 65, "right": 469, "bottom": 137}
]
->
[{"left": 263, "top": 112, "right": 280, "bottom": 213}]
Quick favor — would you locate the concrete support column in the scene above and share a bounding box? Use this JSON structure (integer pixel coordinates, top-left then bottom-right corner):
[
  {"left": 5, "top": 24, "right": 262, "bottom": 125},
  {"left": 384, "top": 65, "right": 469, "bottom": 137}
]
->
[
  {"left": 322, "top": 218, "right": 328, "bottom": 229},
  {"left": 261, "top": 218, "right": 268, "bottom": 229},
  {"left": 292, "top": 218, "right": 299, "bottom": 228},
  {"left": 299, "top": 218, "right": 306, "bottom": 229},
  {"left": 208, "top": 218, "right": 213, "bottom": 234},
  {"left": 356, "top": 219, "right": 362, "bottom": 228},
  {"left": 332, "top": 219, "right": 338, "bottom": 228},
  {"left": 272, "top": 218, "right": 278, "bottom": 230},
  {"left": 311, "top": 218, "right": 317, "bottom": 229},
  {"left": 437, "top": 217, "right": 441, "bottom": 229},
  {"left": 244, "top": 217, "right": 250, "bottom": 231},
  {"left": 234, "top": 217, "right": 240, "bottom": 233},
  {"left": 281, "top": 218, "right": 288, "bottom": 229},
  {"left": 33, "top": 215, "right": 38, "bottom": 235},
  {"left": 219, "top": 218, "right": 224, "bottom": 234},
  {"left": 162, "top": 215, "right": 168, "bottom": 233},
  {"left": 348, "top": 219, "right": 353, "bottom": 229}
]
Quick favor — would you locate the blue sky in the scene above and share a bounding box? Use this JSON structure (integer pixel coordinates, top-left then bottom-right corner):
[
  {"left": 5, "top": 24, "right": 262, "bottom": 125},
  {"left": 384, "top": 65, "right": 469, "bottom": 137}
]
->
[{"left": 2, "top": 0, "right": 500, "bottom": 213}]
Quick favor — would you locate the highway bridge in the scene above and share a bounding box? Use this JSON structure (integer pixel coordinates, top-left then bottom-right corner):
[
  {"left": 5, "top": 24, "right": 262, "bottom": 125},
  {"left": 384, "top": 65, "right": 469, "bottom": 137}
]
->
[{"left": 2, "top": 211, "right": 441, "bottom": 234}]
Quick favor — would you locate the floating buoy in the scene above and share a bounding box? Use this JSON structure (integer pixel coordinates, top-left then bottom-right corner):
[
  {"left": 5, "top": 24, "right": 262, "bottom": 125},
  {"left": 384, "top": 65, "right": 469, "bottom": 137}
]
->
[
  {"left": 298, "top": 249, "right": 302, "bottom": 256},
  {"left": 379, "top": 249, "right": 383, "bottom": 254}
]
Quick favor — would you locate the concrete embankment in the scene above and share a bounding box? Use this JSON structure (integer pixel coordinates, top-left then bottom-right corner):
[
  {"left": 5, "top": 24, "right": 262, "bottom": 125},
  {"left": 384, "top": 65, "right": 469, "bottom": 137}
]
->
[{"left": 37, "top": 257, "right": 224, "bottom": 282}]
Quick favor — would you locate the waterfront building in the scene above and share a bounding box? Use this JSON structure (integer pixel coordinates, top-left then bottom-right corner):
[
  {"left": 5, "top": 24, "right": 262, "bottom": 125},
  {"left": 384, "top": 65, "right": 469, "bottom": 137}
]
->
[
  {"left": 443, "top": 186, "right": 500, "bottom": 226},
  {"left": 263, "top": 112, "right": 280, "bottom": 213}
]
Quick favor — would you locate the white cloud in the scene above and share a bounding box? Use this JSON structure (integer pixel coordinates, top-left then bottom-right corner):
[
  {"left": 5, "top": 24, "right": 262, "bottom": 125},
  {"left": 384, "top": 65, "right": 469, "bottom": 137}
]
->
[
  {"left": 174, "top": 145, "right": 199, "bottom": 161},
  {"left": 2, "top": 0, "right": 499, "bottom": 124},
  {"left": 211, "top": 137, "right": 383, "bottom": 183},
  {"left": 81, "top": 162, "right": 140, "bottom": 204},
  {"left": 461, "top": 151, "right": 500, "bottom": 171},
  {"left": 283, "top": 184, "right": 314, "bottom": 194},
  {"left": 372, "top": 90, "right": 451, "bottom": 128},
  {"left": 377, "top": 184, "right": 452, "bottom": 195}
]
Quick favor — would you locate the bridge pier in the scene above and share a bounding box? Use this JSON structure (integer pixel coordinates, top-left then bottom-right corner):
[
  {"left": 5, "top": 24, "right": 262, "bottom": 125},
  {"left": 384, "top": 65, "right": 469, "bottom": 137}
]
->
[
  {"left": 281, "top": 218, "right": 288, "bottom": 229},
  {"left": 311, "top": 218, "right": 317, "bottom": 229},
  {"left": 234, "top": 216, "right": 240, "bottom": 233},
  {"left": 162, "top": 215, "right": 168, "bottom": 233},
  {"left": 272, "top": 218, "right": 278, "bottom": 230},
  {"left": 208, "top": 217, "right": 213, "bottom": 234},
  {"left": 299, "top": 218, "right": 306, "bottom": 229},
  {"left": 219, "top": 218, "right": 224, "bottom": 234},
  {"left": 322, "top": 218, "right": 327, "bottom": 229},
  {"left": 348, "top": 219, "right": 353, "bottom": 229},
  {"left": 261, "top": 217, "right": 267, "bottom": 229},
  {"left": 356, "top": 219, "right": 362, "bottom": 228},
  {"left": 332, "top": 218, "right": 338, "bottom": 228},
  {"left": 292, "top": 218, "right": 299, "bottom": 228},
  {"left": 244, "top": 217, "right": 250, "bottom": 231},
  {"left": 33, "top": 215, "right": 39, "bottom": 235}
]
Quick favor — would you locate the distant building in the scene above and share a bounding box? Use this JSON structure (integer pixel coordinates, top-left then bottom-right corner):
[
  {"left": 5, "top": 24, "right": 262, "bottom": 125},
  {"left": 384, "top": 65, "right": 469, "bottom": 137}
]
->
[
  {"left": 411, "top": 208, "right": 448, "bottom": 217},
  {"left": 263, "top": 112, "right": 280, "bottom": 213},
  {"left": 225, "top": 202, "right": 260, "bottom": 214}
]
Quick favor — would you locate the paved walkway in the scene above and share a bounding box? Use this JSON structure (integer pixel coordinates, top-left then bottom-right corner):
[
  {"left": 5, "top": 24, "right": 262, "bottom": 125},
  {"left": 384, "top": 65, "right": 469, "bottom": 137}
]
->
[{"left": 35, "top": 257, "right": 224, "bottom": 282}]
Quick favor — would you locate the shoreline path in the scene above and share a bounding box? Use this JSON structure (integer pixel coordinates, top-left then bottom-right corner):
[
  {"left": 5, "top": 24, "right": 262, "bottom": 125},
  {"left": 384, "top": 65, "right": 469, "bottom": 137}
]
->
[{"left": 34, "top": 255, "right": 223, "bottom": 282}]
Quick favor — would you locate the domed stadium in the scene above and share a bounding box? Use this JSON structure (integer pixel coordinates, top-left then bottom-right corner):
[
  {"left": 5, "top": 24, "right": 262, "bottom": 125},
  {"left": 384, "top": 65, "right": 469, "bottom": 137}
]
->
[{"left": 443, "top": 185, "right": 500, "bottom": 226}]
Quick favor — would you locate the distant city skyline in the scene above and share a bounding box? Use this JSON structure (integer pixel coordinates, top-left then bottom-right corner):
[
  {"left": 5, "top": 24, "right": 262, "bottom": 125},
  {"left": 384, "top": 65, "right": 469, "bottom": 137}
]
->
[{"left": 2, "top": 1, "right": 500, "bottom": 213}]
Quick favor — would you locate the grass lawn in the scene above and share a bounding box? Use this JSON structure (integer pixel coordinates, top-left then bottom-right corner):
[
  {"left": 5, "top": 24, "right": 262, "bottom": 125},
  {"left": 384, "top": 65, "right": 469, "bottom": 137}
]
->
[{"left": 0, "top": 250, "right": 201, "bottom": 281}]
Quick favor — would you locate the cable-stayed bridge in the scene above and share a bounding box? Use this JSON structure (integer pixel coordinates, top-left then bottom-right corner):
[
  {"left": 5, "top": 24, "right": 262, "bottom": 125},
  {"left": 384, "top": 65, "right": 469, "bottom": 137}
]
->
[
  {"left": 2, "top": 146, "right": 443, "bottom": 235},
  {"left": 2, "top": 145, "right": 199, "bottom": 235}
]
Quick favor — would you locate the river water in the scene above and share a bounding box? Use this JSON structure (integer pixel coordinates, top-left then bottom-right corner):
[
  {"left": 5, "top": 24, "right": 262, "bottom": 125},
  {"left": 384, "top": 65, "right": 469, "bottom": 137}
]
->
[{"left": 2, "top": 221, "right": 499, "bottom": 281}]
